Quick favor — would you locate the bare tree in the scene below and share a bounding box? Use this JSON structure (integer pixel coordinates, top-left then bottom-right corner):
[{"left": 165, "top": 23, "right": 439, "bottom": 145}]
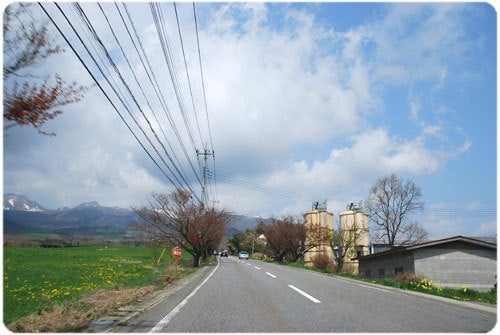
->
[
  {"left": 260, "top": 215, "right": 328, "bottom": 262},
  {"left": 3, "top": 3, "right": 89, "bottom": 136},
  {"left": 132, "top": 190, "right": 232, "bottom": 267},
  {"left": 259, "top": 216, "right": 296, "bottom": 262},
  {"left": 365, "top": 174, "right": 428, "bottom": 248},
  {"left": 328, "top": 217, "right": 367, "bottom": 273}
]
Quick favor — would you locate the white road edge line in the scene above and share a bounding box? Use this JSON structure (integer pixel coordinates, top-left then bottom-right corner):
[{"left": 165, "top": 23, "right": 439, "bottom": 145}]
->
[
  {"left": 265, "top": 272, "right": 277, "bottom": 278},
  {"left": 288, "top": 285, "right": 321, "bottom": 303},
  {"left": 149, "top": 258, "right": 220, "bottom": 333},
  {"left": 330, "top": 275, "right": 392, "bottom": 293},
  {"left": 310, "top": 272, "right": 392, "bottom": 293},
  {"left": 354, "top": 282, "right": 392, "bottom": 293}
]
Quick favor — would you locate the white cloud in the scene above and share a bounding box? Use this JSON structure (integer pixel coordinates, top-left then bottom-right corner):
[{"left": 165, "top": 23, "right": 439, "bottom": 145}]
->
[
  {"left": 473, "top": 220, "right": 497, "bottom": 237},
  {"left": 466, "top": 200, "right": 482, "bottom": 211},
  {"left": 420, "top": 216, "right": 497, "bottom": 239},
  {"left": 3, "top": 84, "right": 166, "bottom": 208},
  {"left": 201, "top": 4, "right": 380, "bottom": 176},
  {"left": 421, "top": 217, "right": 464, "bottom": 238},
  {"left": 416, "top": 200, "right": 496, "bottom": 238},
  {"left": 371, "top": 3, "right": 469, "bottom": 84},
  {"left": 3, "top": 2, "right": 487, "bottom": 233}
]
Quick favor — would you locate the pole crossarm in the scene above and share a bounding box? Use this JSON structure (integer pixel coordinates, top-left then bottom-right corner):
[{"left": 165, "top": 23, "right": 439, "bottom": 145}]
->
[{"left": 196, "top": 148, "right": 215, "bottom": 207}]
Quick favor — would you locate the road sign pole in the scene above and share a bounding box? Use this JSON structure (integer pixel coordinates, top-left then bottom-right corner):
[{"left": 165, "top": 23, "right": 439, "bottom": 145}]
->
[{"left": 172, "top": 246, "right": 182, "bottom": 280}]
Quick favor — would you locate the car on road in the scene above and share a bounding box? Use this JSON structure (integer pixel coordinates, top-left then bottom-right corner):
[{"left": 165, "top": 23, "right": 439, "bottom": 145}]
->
[
  {"left": 220, "top": 251, "right": 229, "bottom": 257},
  {"left": 238, "top": 251, "right": 249, "bottom": 259}
]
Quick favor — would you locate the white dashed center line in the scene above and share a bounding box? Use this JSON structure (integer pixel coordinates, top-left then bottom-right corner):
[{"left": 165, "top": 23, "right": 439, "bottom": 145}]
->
[
  {"left": 254, "top": 266, "right": 261, "bottom": 270},
  {"left": 265, "top": 272, "right": 277, "bottom": 278},
  {"left": 288, "top": 285, "right": 321, "bottom": 303}
]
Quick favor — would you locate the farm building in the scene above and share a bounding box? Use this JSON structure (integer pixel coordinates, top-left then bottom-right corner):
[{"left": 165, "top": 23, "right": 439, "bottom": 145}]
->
[{"left": 355, "top": 236, "right": 496, "bottom": 291}]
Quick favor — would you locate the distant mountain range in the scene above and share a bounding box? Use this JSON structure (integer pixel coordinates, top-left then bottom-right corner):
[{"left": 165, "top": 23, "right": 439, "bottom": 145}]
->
[
  {"left": 3, "top": 194, "right": 137, "bottom": 238},
  {"left": 3, "top": 194, "right": 262, "bottom": 239}
]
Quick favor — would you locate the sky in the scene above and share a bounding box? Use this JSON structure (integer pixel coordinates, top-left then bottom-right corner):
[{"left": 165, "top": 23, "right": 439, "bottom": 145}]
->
[{"left": 2, "top": 2, "right": 497, "bottom": 239}]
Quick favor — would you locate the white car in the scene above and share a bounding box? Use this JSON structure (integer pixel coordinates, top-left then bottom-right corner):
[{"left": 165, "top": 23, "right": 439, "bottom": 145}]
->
[{"left": 238, "top": 251, "right": 249, "bottom": 259}]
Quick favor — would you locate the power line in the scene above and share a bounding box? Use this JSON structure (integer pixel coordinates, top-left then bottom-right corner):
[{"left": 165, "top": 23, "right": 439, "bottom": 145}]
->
[
  {"left": 193, "top": 2, "right": 218, "bottom": 202},
  {"left": 150, "top": 3, "right": 199, "bottom": 157},
  {"left": 120, "top": 3, "right": 203, "bottom": 190},
  {"left": 150, "top": 2, "right": 207, "bottom": 194},
  {"left": 216, "top": 170, "right": 346, "bottom": 206},
  {"left": 37, "top": 2, "right": 182, "bottom": 192},
  {"left": 97, "top": 3, "right": 199, "bottom": 196},
  {"left": 414, "top": 208, "right": 496, "bottom": 217},
  {"left": 217, "top": 170, "right": 496, "bottom": 217},
  {"left": 39, "top": 2, "right": 209, "bottom": 204},
  {"left": 173, "top": 2, "right": 205, "bottom": 148},
  {"left": 73, "top": 2, "right": 200, "bottom": 198}
]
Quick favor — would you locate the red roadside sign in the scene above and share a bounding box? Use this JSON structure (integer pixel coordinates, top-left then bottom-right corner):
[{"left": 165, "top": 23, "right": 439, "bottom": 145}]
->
[{"left": 172, "top": 246, "right": 182, "bottom": 259}]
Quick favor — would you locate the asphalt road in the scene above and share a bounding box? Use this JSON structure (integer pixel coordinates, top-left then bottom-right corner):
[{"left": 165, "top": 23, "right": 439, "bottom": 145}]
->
[{"left": 118, "top": 256, "right": 497, "bottom": 332}]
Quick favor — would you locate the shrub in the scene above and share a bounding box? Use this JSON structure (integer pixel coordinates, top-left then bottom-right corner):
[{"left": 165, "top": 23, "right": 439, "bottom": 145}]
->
[
  {"left": 312, "top": 253, "right": 331, "bottom": 270},
  {"left": 252, "top": 252, "right": 263, "bottom": 259},
  {"left": 341, "top": 263, "right": 359, "bottom": 276},
  {"left": 394, "top": 272, "right": 425, "bottom": 285}
]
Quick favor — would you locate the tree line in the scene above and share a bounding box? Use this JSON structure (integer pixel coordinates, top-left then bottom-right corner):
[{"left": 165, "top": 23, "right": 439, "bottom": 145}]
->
[
  {"left": 132, "top": 174, "right": 427, "bottom": 271},
  {"left": 254, "top": 174, "right": 427, "bottom": 271}
]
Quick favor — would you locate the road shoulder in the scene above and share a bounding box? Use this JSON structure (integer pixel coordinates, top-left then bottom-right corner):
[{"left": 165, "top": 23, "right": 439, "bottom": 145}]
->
[
  {"left": 86, "top": 265, "right": 213, "bottom": 333},
  {"left": 303, "top": 266, "right": 497, "bottom": 314}
]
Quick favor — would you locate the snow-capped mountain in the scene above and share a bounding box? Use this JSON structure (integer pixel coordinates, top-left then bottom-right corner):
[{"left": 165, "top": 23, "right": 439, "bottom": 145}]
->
[
  {"left": 75, "top": 201, "right": 101, "bottom": 208},
  {"left": 3, "top": 194, "right": 137, "bottom": 237},
  {"left": 3, "top": 193, "right": 47, "bottom": 212},
  {"left": 3, "top": 194, "right": 267, "bottom": 238}
]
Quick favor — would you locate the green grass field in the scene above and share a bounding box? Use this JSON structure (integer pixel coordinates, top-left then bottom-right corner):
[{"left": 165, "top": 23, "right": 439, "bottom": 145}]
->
[{"left": 3, "top": 246, "right": 193, "bottom": 324}]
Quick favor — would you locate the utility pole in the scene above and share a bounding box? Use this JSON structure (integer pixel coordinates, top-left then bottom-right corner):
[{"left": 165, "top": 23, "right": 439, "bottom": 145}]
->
[
  {"left": 196, "top": 148, "right": 214, "bottom": 207},
  {"left": 251, "top": 231, "right": 256, "bottom": 256}
]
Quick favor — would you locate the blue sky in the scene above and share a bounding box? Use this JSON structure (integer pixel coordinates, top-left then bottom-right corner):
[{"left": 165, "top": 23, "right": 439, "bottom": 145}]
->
[{"left": 3, "top": 2, "right": 497, "bottom": 238}]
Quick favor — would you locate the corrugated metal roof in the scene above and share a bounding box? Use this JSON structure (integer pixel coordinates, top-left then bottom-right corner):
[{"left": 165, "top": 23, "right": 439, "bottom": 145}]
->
[{"left": 355, "top": 235, "right": 496, "bottom": 261}]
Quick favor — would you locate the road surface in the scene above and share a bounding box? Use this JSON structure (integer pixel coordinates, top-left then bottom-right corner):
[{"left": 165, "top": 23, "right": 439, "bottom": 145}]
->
[{"left": 118, "top": 256, "right": 496, "bottom": 332}]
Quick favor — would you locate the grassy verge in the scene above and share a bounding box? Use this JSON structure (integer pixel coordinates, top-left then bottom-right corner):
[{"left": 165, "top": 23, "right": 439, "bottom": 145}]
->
[
  {"left": 284, "top": 260, "right": 496, "bottom": 304},
  {"left": 3, "top": 246, "right": 196, "bottom": 326},
  {"left": 7, "top": 285, "right": 158, "bottom": 332},
  {"left": 366, "top": 277, "right": 497, "bottom": 304}
]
